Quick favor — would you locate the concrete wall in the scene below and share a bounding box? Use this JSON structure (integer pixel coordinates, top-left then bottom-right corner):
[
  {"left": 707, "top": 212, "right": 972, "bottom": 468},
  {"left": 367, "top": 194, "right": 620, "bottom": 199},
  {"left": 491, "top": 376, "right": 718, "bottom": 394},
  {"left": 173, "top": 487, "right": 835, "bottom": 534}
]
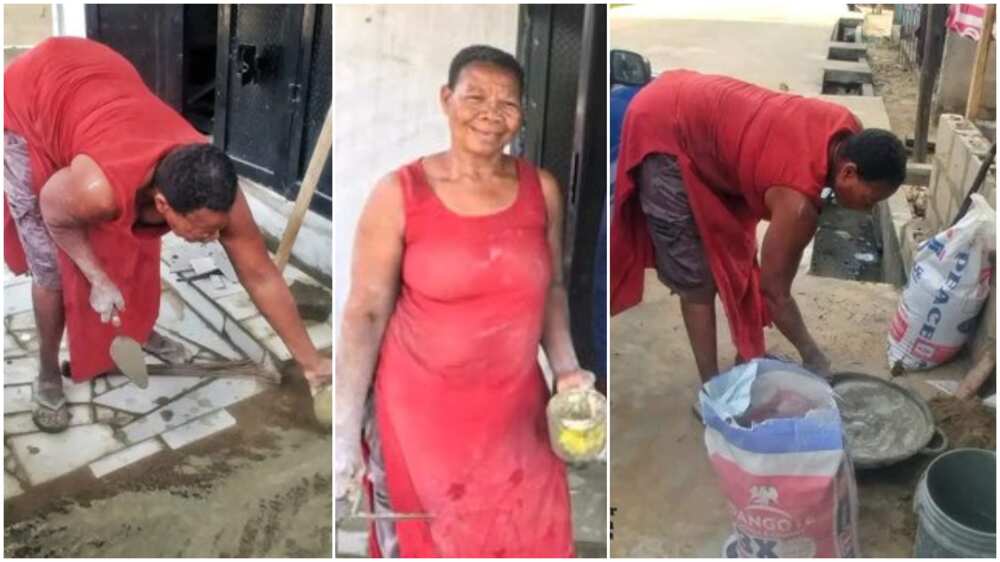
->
[
  {"left": 934, "top": 30, "right": 997, "bottom": 118},
  {"left": 926, "top": 113, "right": 996, "bottom": 365},
  {"left": 333, "top": 4, "right": 519, "bottom": 331},
  {"left": 4, "top": 4, "right": 51, "bottom": 66}
]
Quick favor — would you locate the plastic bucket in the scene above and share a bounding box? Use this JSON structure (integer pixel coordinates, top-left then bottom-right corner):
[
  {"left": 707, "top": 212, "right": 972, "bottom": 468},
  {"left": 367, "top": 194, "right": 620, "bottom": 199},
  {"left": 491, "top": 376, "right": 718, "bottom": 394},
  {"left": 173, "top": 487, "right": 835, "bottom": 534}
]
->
[{"left": 914, "top": 448, "right": 996, "bottom": 557}]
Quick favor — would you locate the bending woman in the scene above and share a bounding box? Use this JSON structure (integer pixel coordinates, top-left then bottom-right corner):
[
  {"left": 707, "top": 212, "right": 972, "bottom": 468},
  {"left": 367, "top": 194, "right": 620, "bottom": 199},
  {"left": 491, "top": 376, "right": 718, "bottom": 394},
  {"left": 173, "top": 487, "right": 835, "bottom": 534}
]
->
[{"left": 335, "top": 45, "right": 594, "bottom": 557}]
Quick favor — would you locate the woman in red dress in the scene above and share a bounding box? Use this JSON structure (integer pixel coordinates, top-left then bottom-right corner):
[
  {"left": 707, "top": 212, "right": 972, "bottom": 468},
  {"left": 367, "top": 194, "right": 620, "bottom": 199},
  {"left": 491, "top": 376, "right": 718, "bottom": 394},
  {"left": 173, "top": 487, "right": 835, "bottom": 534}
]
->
[{"left": 335, "top": 45, "right": 595, "bottom": 557}]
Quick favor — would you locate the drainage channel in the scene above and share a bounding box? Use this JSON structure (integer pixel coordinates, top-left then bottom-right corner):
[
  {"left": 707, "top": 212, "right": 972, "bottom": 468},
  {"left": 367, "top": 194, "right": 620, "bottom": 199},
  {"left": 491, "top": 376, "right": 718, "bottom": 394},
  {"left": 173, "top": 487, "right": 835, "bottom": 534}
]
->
[
  {"left": 809, "top": 13, "right": 885, "bottom": 283},
  {"left": 810, "top": 202, "right": 884, "bottom": 282}
]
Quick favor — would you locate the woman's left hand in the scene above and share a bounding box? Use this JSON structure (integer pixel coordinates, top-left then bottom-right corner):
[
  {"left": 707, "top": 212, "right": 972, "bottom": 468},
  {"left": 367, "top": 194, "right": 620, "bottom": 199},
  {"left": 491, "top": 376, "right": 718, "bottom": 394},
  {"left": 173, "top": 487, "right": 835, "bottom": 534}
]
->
[{"left": 555, "top": 368, "right": 596, "bottom": 394}]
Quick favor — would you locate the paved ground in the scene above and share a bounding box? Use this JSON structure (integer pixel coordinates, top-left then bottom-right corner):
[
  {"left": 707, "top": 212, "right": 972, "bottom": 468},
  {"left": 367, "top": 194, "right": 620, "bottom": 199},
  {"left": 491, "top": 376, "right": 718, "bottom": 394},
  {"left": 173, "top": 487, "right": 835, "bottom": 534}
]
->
[
  {"left": 3, "top": 233, "right": 333, "bottom": 557},
  {"left": 608, "top": 5, "right": 992, "bottom": 558},
  {"left": 610, "top": 2, "right": 846, "bottom": 94}
]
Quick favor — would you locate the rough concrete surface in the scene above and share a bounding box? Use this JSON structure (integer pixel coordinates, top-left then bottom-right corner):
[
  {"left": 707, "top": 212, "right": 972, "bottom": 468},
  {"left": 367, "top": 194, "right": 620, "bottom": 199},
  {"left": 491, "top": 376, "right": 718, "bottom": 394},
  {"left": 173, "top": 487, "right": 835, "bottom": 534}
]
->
[
  {"left": 610, "top": 270, "right": 980, "bottom": 557},
  {"left": 4, "top": 367, "right": 332, "bottom": 558}
]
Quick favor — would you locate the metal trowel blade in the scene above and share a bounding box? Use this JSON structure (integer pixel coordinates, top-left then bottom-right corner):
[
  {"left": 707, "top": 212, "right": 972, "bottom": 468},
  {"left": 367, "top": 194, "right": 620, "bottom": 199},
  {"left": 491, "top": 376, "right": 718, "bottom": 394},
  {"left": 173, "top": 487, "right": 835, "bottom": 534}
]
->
[{"left": 110, "top": 335, "right": 148, "bottom": 388}]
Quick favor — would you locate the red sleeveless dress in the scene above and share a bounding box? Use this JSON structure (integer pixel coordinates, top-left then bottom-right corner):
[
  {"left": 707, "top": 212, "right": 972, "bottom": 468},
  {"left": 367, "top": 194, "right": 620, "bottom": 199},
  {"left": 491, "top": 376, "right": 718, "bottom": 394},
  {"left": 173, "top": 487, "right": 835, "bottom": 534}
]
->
[
  {"left": 370, "top": 158, "right": 574, "bottom": 557},
  {"left": 4, "top": 37, "right": 205, "bottom": 380},
  {"left": 611, "top": 70, "right": 860, "bottom": 359}
]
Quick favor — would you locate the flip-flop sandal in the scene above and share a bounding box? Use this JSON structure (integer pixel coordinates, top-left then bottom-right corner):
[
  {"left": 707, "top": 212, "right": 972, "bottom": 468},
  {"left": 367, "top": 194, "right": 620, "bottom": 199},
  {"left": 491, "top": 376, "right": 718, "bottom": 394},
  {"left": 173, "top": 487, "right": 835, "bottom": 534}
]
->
[{"left": 31, "top": 380, "right": 70, "bottom": 433}]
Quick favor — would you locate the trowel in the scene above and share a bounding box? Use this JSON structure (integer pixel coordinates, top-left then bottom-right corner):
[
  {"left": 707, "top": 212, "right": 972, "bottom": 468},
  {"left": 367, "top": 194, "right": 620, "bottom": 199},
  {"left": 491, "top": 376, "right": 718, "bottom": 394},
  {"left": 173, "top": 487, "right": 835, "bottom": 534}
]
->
[{"left": 109, "top": 314, "right": 149, "bottom": 389}]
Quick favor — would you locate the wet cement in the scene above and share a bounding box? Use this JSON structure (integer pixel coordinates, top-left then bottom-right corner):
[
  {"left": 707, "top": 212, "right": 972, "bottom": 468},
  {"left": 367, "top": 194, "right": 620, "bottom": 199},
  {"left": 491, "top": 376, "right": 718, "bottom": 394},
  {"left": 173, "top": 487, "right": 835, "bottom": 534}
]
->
[
  {"left": 4, "top": 362, "right": 332, "bottom": 558},
  {"left": 836, "top": 380, "right": 928, "bottom": 464}
]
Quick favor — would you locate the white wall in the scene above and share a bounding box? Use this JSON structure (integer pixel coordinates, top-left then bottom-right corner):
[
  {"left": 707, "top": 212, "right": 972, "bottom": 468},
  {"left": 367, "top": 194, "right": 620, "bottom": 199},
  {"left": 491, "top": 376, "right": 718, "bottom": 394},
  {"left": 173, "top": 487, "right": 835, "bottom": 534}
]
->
[{"left": 333, "top": 4, "right": 519, "bottom": 332}]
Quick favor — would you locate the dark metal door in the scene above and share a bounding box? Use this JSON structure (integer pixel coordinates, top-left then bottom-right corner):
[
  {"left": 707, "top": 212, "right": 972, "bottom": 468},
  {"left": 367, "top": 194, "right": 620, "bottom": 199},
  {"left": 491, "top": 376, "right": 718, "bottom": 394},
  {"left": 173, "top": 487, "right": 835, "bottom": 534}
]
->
[
  {"left": 85, "top": 5, "right": 185, "bottom": 110},
  {"left": 515, "top": 4, "right": 607, "bottom": 380},
  {"left": 214, "top": 4, "right": 331, "bottom": 218},
  {"left": 214, "top": 5, "right": 304, "bottom": 190}
]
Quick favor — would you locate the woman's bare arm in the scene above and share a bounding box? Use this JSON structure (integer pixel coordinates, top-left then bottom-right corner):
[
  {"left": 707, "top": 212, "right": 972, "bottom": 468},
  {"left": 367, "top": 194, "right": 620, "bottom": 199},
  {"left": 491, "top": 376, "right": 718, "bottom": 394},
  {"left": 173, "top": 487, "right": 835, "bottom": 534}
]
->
[
  {"left": 538, "top": 169, "right": 594, "bottom": 392},
  {"left": 334, "top": 172, "right": 405, "bottom": 494}
]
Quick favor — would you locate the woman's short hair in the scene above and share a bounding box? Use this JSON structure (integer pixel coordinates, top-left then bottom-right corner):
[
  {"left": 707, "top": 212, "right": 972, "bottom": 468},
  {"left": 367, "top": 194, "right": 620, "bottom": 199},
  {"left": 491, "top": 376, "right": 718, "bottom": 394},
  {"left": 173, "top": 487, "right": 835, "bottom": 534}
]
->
[
  {"left": 842, "top": 128, "right": 907, "bottom": 189},
  {"left": 155, "top": 143, "right": 238, "bottom": 214},
  {"left": 448, "top": 45, "right": 524, "bottom": 93}
]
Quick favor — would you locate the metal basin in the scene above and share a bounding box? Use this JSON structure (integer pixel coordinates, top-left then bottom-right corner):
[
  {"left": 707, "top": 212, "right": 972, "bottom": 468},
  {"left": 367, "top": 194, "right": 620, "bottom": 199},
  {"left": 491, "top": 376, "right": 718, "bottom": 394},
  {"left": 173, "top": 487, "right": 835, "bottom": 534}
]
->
[{"left": 831, "top": 372, "right": 947, "bottom": 469}]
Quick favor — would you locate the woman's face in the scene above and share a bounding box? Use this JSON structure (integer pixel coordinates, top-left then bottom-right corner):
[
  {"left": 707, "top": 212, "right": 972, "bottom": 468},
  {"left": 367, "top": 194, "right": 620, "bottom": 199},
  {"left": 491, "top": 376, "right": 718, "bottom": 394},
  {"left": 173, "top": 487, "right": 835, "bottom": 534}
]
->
[{"left": 441, "top": 62, "right": 522, "bottom": 156}]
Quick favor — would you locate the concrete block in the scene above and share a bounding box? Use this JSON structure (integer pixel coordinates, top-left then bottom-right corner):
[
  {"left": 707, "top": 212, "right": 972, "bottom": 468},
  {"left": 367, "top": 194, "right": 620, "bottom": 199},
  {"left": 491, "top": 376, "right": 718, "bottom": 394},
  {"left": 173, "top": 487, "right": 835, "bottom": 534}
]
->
[
  {"left": 823, "top": 60, "right": 873, "bottom": 85},
  {"left": 934, "top": 114, "right": 968, "bottom": 166},
  {"left": 89, "top": 438, "right": 164, "bottom": 479},
  {"left": 828, "top": 41, "right": 866, "bottom": 61}
]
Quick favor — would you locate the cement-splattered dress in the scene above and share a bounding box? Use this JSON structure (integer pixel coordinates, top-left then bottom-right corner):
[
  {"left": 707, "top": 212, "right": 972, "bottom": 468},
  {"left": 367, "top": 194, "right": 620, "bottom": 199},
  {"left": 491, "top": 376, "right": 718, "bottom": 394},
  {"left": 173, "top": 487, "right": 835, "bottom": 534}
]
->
[{"left": 367, "top": 158, "right": 573, "bottom": 557}]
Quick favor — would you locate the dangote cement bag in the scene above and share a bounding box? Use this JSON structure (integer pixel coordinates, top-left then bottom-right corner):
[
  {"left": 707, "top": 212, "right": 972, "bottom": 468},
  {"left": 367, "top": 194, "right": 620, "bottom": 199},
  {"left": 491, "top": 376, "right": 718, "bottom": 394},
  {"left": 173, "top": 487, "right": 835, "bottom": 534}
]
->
[
  {"left": 888, "top": 193, "right": 995, "bottom": 370},
  {"left": 700, "top": 359, "right": 859, "bottom": 558}
]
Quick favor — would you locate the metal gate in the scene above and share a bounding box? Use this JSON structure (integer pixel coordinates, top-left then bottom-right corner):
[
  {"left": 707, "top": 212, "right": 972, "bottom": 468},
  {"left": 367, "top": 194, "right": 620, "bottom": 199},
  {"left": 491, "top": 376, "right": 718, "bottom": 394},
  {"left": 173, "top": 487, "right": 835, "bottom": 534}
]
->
[{"left": 515, "top": 4, "right": 607, "bottom": 382}]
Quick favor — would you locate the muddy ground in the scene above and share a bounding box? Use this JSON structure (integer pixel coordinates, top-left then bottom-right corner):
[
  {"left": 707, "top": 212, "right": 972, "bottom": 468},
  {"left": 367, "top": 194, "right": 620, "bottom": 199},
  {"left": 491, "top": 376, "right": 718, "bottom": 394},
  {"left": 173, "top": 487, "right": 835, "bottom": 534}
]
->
[{"left": 4, "top": 362, "right": 332, "bottom": 558}]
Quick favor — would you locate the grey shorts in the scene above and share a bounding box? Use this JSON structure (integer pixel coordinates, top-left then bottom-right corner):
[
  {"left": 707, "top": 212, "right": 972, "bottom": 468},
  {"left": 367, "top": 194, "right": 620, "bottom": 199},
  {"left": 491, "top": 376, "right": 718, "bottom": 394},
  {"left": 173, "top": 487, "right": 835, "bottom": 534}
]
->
[
  {"left": 636, "top": 153, "right": 715, "bottom": 301},
  {"left": 4, "top": 132, "right": 61, "bottom": 290}
]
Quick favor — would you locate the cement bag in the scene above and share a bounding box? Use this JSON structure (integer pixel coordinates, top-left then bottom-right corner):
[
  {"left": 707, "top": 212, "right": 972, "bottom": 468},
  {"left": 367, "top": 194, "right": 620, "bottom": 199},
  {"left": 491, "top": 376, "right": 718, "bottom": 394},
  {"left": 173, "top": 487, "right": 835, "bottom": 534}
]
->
[
  {"left": 888, "top": 193, "right": 995, "bottom": 370},
  {"left": 700, "top": 359, "right": 860, "bottom": 558}
]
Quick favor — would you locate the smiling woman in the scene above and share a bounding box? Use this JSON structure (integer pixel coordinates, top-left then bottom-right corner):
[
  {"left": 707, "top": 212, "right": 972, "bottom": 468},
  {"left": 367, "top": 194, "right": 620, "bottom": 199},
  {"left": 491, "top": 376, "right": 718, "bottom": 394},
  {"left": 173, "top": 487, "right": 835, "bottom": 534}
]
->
[{"left": 335, "top": 43, "right": 595, "bottom": 557}]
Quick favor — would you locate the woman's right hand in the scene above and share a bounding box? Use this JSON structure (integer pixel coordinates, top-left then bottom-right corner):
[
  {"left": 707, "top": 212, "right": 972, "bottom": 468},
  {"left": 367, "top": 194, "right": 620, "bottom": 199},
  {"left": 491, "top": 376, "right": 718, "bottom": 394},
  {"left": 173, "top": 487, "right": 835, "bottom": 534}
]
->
[
  {"left": 334, "top": 435, "right": 365, "bottom": 501},
  {"left": 89, "top": 276, "right": 125, "bottom": 325}
]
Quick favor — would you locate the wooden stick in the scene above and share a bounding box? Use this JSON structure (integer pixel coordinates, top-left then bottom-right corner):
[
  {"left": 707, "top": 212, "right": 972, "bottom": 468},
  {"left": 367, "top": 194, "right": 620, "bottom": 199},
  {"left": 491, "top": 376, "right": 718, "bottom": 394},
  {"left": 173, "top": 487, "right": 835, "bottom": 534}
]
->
[
  {"left": 965, "top": 4, "right": 996, "bottom": 122},
  {"left": 275, "top": 105, "right": 333, "bottom": 272},
  {"left": 956, "top": 349, "right": 996, "bottom": 400}
]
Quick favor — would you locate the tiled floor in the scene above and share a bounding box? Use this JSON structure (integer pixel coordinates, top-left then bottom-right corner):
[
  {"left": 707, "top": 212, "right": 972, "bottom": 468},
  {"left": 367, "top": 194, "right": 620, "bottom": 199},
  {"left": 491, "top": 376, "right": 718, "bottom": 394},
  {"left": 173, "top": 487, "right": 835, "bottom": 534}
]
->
[{"left": 3, "top": 236, "right": 331, "bottom": 500}]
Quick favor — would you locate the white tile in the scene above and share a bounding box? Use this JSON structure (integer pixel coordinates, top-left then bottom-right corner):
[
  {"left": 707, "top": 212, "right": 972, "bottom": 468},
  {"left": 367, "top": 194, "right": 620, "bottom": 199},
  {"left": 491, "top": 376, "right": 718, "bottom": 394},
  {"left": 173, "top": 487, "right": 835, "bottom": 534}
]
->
[
  {"left": 8, "top": 311, "right": 35, "bottom": 331},
  {"left": 63, "top": 380, "right": 92, "bottom": 404},
  {"left": 242, "top": 315, "right": 274, "bottom": 341},
  {"left": 5, "top": 334, "right": 27, "bottom": 357},
  {"left": 161, "top": 409, "right": 236, "bottom": 450},
  {"left": 5, "top": 413, "right": 38, "bottom": 435},
  {"left": 192, "top": 275, "right": 245, "bottom": 300},
  {"left": 106, "top": 375, "right": 131, "bottom": 389},
  {"left": 307, "top": 321, "right": 333, "bottom": 351},
  {"left": 262, "top": 334, "right": 293, "bottom": 362},
  {"left": 4, "top": 358, "right": 38, "bottom": 386},
  {"left": 155, "top": 293, "right": 240, "bottom": 360},
  {"left": 68, "top": 405, "right": 93, "bottom": 427},
  {"left": 5, "top": 473, "right": 24, "bottom": 499},
  {"left": 5, "top": 385, "right": 32, "bottom": 414},
  {"left": 89, "top": 439, "right": 164, "bottom": 479},
  {"left": 216, "top": 292, "right": 260, "bottom": 322},
  {"left": 122, "top": 378, "right": 263, "bottom": 444},
  {"left": 4, "top": 280, "right": 32, "bottom": 315},
  {"left": 223, "top": 318, "right": 266, "bottom": 363},
  {"left": 160, "top": 276, "right": 225, "bottom": 331},
  {"left": 94, "top": 405, "right": 116, "bottom": 424},
  {"left": 9, "top": 424, "right": 124, "bottom": 486},
  {"left": 94, "top": 376, "right": 203, "bottom": 415},
  {"left": 93, "top": 378, "right": 108, "bottom": 396}
]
